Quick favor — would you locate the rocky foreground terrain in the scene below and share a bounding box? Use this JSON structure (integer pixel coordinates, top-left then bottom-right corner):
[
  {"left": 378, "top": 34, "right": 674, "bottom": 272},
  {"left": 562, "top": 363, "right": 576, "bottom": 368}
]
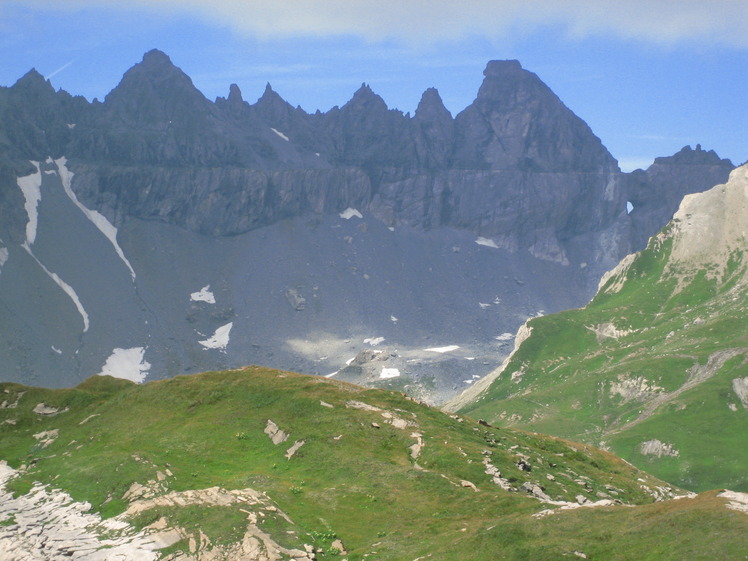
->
[{"left": 1, "top": 369, "right": 748, "bottom": 560}]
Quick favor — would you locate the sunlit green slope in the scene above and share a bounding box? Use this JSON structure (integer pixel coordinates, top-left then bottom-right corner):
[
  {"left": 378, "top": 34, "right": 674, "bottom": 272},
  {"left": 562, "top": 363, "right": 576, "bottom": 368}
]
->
[
  {"left": 455, "top": 166, "right": 748, "bottom": 493},
  {"left": 2, "top": 367, "right": 747, "bottom": 560}
]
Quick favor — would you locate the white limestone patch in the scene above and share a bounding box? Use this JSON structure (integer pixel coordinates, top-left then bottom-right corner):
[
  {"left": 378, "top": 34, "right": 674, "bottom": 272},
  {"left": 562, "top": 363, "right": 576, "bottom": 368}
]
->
[
  {"left": 475, "top": 236, "right": 499, "bottom": 249},
  {"left": 639, "top": 439, "right": 680, "bottom": 458},
  {"left": 17, "top": 161, "right": 42, "bottom": 246},
  {"left": 33, "top": 429, "right": 59, "bottom": 448},
  {"left": 0, "top": 462, "right": 161, "bottom": 561},
  {"left": 424, "top": 345, "right": 460, "bottom": 353},
  {"left": 586, "top": 322, "right": 633, "bottom": 342},
  {"left": 98, "top": 347, "right": 151, "bottom": 383},
  {"left": 199, "top": 322, "right": 233, "bottom": 350},
  {"left": 264, "top": 419, "right": 289, "bottom": 445},
  {"left": 380, "top": 367, "right": 400, "bottom": 379},
  {"left": 285, "top": 440, "right": 305, "bottom": 460},
  {"left": 55, "top": 157, "right": 136, "bottom": 280},
  {"left": 270, "top": 127, "right": 289, "bottom": 141},
  {"left": 718, "top": 490, "right": 748, "bottom": 514},
  {"left": 339, "top": 207, "right": 363, "bottom": 220},
  {"left": 732, "top": 377, "right": 748, "bottom": 408},
  {"left": 610, "top": 375, "right": 663, "bottom": 402},
  {"left": 190, "top": 284, "right": 216, "bottom": 304},
  {"left": 33, "top": 403, "right": 67, "bottom": 416}
]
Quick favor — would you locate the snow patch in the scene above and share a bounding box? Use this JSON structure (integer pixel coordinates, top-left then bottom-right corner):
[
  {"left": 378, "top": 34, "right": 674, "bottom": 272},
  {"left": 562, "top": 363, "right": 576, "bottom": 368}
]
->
[
  {"left": 55, "top": 157, "right": 136, "bottom": 280},
  {"left": 380, "top": 367, "right": 400, "bottom": 379},
  {"left": 190, "top": 285, "right": 216, "bottom": 304},
  {"left": 339, "top": 207, "right": 363, "bottom": 220},
  {"left": 51, "top": 346, "right": 62, "bottom": 355},
  {"left": 495, "top": 333, "right": 515, "bottom": 341},
  {"left": 199, "top": 322, "right": 233, "bottom": 350},
  {"left": 364, "top": 337, "right": 385, "bottom": 346},
  {"left": 270, "top": 127, "right": 289, "bottom": 141},
  {"left": 626, "top": 201, "right": 634, "bottom": 214},
  {"left": 22, "top": 244, "right": 89, "bottom": 332},
  {"left": 475, "top": 237, "right": 499, "bottom": 249},
  {"left": 390, "top": 315, "right": 398, "bottom": 323},
  {"left": 97, "top": 347, "right": 151, "bottom": 383},
  {"left": 0, "top": 246, "right": 8, "bottom": 271},
  {"left": 17, "top": 161, "right": 42, "bottom": 246},
  {"left": 424, "top": 345, "right": 460, "bottom": 353},
  {"left": 479, "top": 302, "right": 491, "bottom": 309}
]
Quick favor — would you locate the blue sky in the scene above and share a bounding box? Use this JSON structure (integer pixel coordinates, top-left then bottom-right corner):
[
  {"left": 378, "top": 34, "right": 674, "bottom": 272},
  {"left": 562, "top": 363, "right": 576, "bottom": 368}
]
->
[{"left": 1, "top": 1, "right": 746, "bottom": 171}]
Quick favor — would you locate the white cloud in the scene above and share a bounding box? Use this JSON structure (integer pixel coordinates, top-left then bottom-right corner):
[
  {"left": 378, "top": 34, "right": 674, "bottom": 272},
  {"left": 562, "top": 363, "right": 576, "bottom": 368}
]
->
[{"left": 15, "top": 1, "right": 748, "bottom": 48}]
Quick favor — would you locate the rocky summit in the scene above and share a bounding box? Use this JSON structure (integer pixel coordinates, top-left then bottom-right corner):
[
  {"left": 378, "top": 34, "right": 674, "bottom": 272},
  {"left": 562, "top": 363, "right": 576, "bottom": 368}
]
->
[{"left": 0, "top": 51, "right": 734, "bottom": 401}]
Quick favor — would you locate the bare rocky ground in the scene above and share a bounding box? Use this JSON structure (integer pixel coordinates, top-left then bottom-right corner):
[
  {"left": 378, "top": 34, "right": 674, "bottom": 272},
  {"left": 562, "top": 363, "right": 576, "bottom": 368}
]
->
[{"left": 0, "top": 461, "right": 315, "bottom": 561}]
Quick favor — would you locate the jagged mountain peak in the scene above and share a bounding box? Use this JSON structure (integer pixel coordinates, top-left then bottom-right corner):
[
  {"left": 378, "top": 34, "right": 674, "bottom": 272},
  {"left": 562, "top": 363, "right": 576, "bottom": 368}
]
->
[
  {"left": 12, "top": 68, "right": 52, "bottom": 91},
  {"left": 10, "top": 69, "right": 61, "bottom": 104},
  {"left": 226, "top": 83, "right": 243, "bottom": 104},
  {"left": 414, "top": 87, "right": 452, "bottom": 122},
  {"left": 653, "top": 144, "right": 733, "bottom": 167},
  {"left": 453, "top": 59, "right": 616, "bottom": 172},
  {"left": 345, "top": 82, "right": 388, "bottom": 112},
  {"left": 483, "top": 59, "right": 523, "bottom": 76},
  {"left": 474, "top": 59, "right": 553, "bottom": 105},
  {"left": 255, "top": 82, "right": 290, "bottom": 108},
  {"left": 103, "top": 48, "right": 208, "bottom": 116},
  {"left": 140, "top": 48, "right": 174, "bottom": 68}
]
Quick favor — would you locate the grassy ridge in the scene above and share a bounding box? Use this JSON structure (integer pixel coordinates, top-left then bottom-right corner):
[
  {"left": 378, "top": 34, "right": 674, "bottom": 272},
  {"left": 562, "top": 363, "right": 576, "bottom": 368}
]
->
[
  {"left": 2, "top": 368, "right": 748, "bottom": 559},
  {"left": 459, "top": 224, "right": 748, "bottom": 493}
]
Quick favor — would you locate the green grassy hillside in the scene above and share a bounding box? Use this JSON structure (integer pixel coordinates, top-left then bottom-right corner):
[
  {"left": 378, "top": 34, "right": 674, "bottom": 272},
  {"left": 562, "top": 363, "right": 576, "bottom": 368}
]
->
[
  {"left": 2, "top": 368, "right": 748, "bottom": 560},
  {"left": 456, "top": 172, "right": 748, "bottom": 493}
]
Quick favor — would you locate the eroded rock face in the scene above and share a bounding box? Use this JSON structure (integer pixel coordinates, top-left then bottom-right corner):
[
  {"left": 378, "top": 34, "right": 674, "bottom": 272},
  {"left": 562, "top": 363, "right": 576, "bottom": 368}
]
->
[
  {"left": 623, "top": 145, "right": 734, "bottom": 250},
  {"left": 0, "top": 51, "right": 735, "bottom": 396},
  {"left": 2, "top": 53, "right": 727, "bottom": 268}
]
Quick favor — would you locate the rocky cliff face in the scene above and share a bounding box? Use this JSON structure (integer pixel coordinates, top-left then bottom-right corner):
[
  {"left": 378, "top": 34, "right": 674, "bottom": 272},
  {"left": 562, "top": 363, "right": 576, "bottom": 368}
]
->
[
  {"left": 0, "top": 51, "right": 730, "bottom": 264},
  {"left": 0, "top": 50, "right": 736, "bottom": 398},
  {"left": 623, "top": 145, "right": 734, "bottom": 249}
]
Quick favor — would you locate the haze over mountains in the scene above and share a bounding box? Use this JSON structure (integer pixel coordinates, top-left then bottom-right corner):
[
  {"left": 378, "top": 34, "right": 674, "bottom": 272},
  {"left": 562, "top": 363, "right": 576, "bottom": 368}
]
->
[{"left": 0, "top": 50, "right": 735, "bottom": 401}]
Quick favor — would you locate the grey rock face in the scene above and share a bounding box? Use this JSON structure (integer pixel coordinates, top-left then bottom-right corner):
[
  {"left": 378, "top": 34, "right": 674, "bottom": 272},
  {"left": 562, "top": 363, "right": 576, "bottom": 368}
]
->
[
  {"left": 0, "top": 51, "right": 736, "bottom": 400},
  {"left": 623, "top": 145, "right": 734, "bottom": 249}
]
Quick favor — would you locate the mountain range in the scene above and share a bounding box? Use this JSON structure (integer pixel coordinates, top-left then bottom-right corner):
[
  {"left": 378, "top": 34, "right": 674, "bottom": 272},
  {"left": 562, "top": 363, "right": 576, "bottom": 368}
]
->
[
  {"left": 0, "top": 49, "right": 735, "bottom": 402},
  {"left": 0, "top": 50, "right": 746, "bottom": 560}
]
